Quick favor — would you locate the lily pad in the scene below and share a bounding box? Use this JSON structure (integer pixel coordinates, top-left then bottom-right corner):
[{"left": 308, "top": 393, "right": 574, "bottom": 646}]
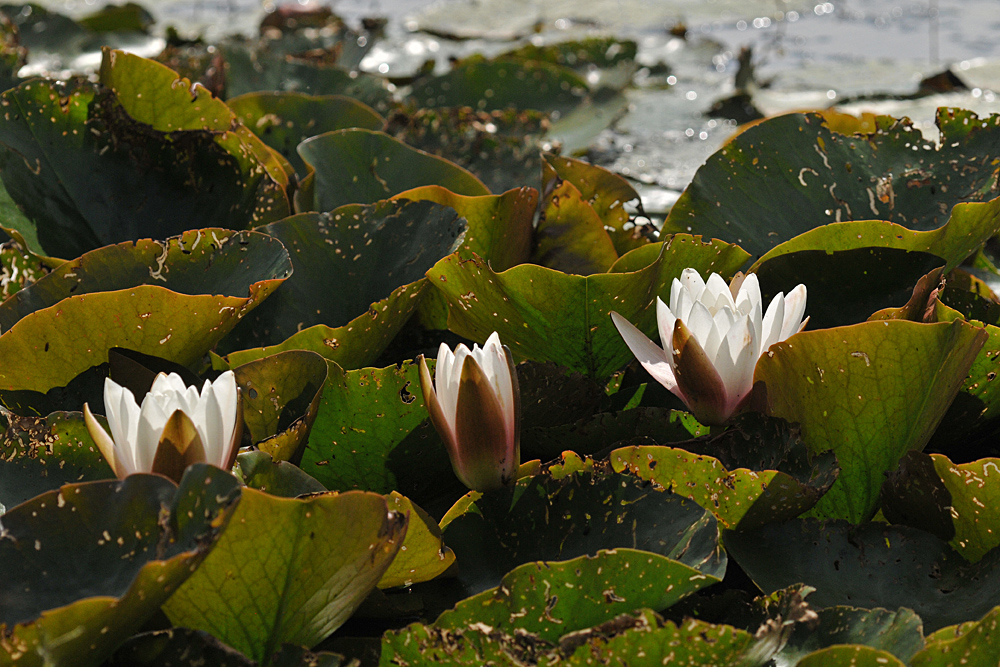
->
[
  {"left": 610, "top": 443, "right": 835, "bottom": 530},
  {"left": 427, "top": 235, "right": 750, "bottom": 379},
  {"left": 0, "top": 228, "right": 291, "bottom": 333},
  {"left": 754, "top": 320, "right": 987, "bottom": 522},
  {"left": 541, "top": 153, "right": 649, "bottom": 256},
  {"left": 441, "top": 466, "right": 726, "bottom": 597},
  {"left": 232, "top": 350, "right": 328, "bottom": 463},
  {"left": 383, "top": 107, "right": 550, "bottom": 194},
  {"left": 1, "top": 465, "right": 241, "bottom": 667},
  {"left": 882, "top": 451, "right": 1000, "bottom": 563},
  {"left": 221, "top": 199, "right": 465, "bottom": 367},
  {"left": 796, "top": 646, "right": 907, "bottom": 667},
  {"left": 777, "top": 606, "right": 925, "bottom": 666},
  {"left": 297, "top": 129, "right": 490, "bottom": 213},
  {"left": 533, "top": 175, "right": 620, "bottom": 275},
  {"left": 663, "top": 109, "right": 1000, "bottom": 259},
  {"left": 0, "top": 50, "right": 291, "bottom": 259},
  {"left": 300, "top": 360, "right": 452, "bottom": 495},
  {"left": 724, "top": 518, "right": 1000, "bottom": 632},
  {"left": 555, "top": 612, "right": 766, "bottom": 667},
  {"left": 913, "top": 606, "right": 1000, "bottom": 667},
  {"left": 414, "top": 550, "right": 717, "bottom": 646},
  {"left": 0, "top": 410, "right": 112, "bottom": 509},
  {"left": 163, "top": 488, "right": 407, "bottom": 664},
  {"left": 228, "top": 92, "right": 384, "bottom": 176},
  {"left": 378, "top": 492, "right": 456, "bottom": 589},
  {"left": 222, "top": 43, "right": 394, "bottom": 113},
  {"left": 235, "top": 450, "right": 327, "bottom": 498},
  {"left": 748, "top": 199, "right": 1000, "bottom": 328},
  {"left": 0, "top": 231, "right": 291, "bottom": 395},
  {"left": 409, "top": 54, "right": 587, "bottom": 114}
]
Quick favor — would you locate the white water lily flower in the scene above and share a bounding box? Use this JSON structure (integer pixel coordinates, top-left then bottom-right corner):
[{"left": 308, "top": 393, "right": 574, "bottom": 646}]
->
[
  {"left": 84, "top": 371, "right": 242, "bottom": 483},
  {"left": 418, "top": 332, "right": 520, "bottom": 492},
  {"left": 611, "top": 269, "right": 807, "bottom": 425}
]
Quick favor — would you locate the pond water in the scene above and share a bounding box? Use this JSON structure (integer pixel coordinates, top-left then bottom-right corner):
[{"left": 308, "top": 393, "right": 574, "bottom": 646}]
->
[{"left": 32, "top": 0, "right": 1000, "bottom": 213}]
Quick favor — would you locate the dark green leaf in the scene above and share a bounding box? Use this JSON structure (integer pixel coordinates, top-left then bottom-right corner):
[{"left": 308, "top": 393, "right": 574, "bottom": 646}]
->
[
  {"left": 0, "top": 465, "right": 241, "bottom": 667},
  {"left": 297, "top": 129, "right": 489, "bottom": 212},
  {"left": 664, "top": 110, "right": 1000, "bottom": 259}
]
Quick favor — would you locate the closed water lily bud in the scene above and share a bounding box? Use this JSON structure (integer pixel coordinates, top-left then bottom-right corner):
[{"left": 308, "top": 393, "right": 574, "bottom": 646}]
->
[
  {"left": 418, "top": 332, "right": 521, "bottom": 492},
  {"left": 84, "top": 371, "right": 243, "bottom": 483},
  {"left": 611, "top": 269, "right": 808, "bottom": 425}
]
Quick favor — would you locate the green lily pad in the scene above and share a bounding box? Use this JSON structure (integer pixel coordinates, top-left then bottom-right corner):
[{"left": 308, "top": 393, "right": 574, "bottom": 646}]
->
[
  {"left": 378, "top": 492, "right": 456, "bottom": 589},
  {"left": 0, "top": 50, "right": 291, "bottom": 259},
  {"left": 221, "top": 199, "right": 464, "bottom": 366},
  {"left": 228, "top": 92, "right": 384, "bottom": 176},
  {"left": 0, "top": 228, "right": 291, "bottom": 333},
  {"left": 542, "top": 153, "right": 649, "bottom": 256},
  {"left": 754, "top": 320, "right": 987, "bottom": 522},
  {"left": 0, "top": 410, "right": 112, "bottom": 509},
  {"left": 1, "top": 464, "right": 241, "bottom": 667},
  {"left": 235, "top": 450, "right": 327, "bottom": 498},
  {"left": 222, "top": 43, "right": 395, "bottom": 113},
  {"left": 300, "top": 360, "right": 452, "bottom": 495},
  {"left": 748, "top": 200, "right": 1000, "bottom": 328},
  {"left": 0, "top": 231, "right": 291, "bottom": 395},
  {"left": 913, "top": 606, "right": 1000, "bottom": 667},
  {"left": 163, "top": 488, "right": 407, "bottom": 664},
  {"left": 777, "top": 606, "right": 925, "bottom": 666},
  {"left": 533, "top": 175, "right": 620, "bottom": 275},
  {"left": 610, "top": 443, "right": 834, "bottom": 530},
  {"left": 724, "top": 518, "right": 1000, "bottom": 632},
  {"left": 297, "top": 129, "right": 489, "bottom": 213},
  {"left": 392, "top": 186, "right": 535, "bottom": 273},
  {"left": 409, "top": 55, "right": 587, "bottom": 114},
  {"left": 555, "top": 612, "right": 767, "bottom": 667},
  {"left": 796, "top": 646, "right": 907, "bottom": 667},
  {"left": 392, "top": 185, "right": 536, "bottom": 328},
  {"left": 663, "top": 109, "right": 1000, "bottom": 259},
  {"left": 383, "top": 107, "right": 550, "bottom": 194},
  {"left": 881, "top": 450, "right": 957, "bottom": 543},
  {"left": 882, "top": 451, "right": 1000, "bottom": 563},
  {"left": 503, "top": 37, "right": 638, "bottom": 73},
  {"left": 428, "top": 235, "right": 750, "bottom": 379},
  {"left": 232, "top": 350, "right": 328, "bottom": 463},
  {"left": 441, "top": 466, "right": 726, "bottom": 597},
  {"left": 406, "top": 550, "right": 717, "bottom": 649}
]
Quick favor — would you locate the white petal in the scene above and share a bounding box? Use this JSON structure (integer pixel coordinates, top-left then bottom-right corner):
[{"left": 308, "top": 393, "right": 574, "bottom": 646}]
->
[
  {"left": 212, "top": 371, "right": 239, "bottom": 459},
  {"left": 199, "top": 383, "right": 225, "bottom": 465},
  {"left": 702, "top": 315, "right": 726, "bottom": 362},
  {"left": 736, "top": 273, "right": 762, "bottom": 314},
  {"left": 674, "top": 286, "right": 696, "bottom": 323},
  {"left": 441, "top": 345, "right": 471, "bottom": 428},
  {"left": 760, "top": 292, "right": 786, "bottom": 354},
  {"left": 679, "top": 268, "right": 706, "bottom": 302},
  {"left": 779, "top": 284, "right": 808, "bottom": 340},
  {"left": 134, "top": 399, "right": 169, "bottom": 473},
  {"left": 612, "top": 311, "right": 679, "bottom": 393},
  {"left": 669, "top": 278, "right": 684, "bottom": 313},
  {"left": 103, "top": 378, "right": 129, "bottom": 450},
  {"left": 435, "top": 342, "right": 455, "bottom": 394},
  {"left": 704, "top": 273, "right": 736, "bottom": 312},
  {"left": 686, "top": 301, "right": 715, "bottom": 347},
  {"left": 726, "top": 320, "right": 761, "bottom": 414},
  {"left": 655, "top": 297, "right": 676, "bottom": 349}
]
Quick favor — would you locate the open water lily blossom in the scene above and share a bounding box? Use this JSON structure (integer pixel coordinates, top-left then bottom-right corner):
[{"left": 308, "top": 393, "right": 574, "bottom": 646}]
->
[
  {"left": 418, "top": 332, "right": 521, "bottom": 492},
  {"left": 84, "top": 371, "right": 243, "bottom": 483},
  {"left": 612, "top": 269, "right": 807, "bottom": 425}
]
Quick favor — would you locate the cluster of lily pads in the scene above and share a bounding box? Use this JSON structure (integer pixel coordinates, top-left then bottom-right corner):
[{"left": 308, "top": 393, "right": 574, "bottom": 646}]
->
[{"left": 4, "top": 3, "right": 1000, "bottom": 667}]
